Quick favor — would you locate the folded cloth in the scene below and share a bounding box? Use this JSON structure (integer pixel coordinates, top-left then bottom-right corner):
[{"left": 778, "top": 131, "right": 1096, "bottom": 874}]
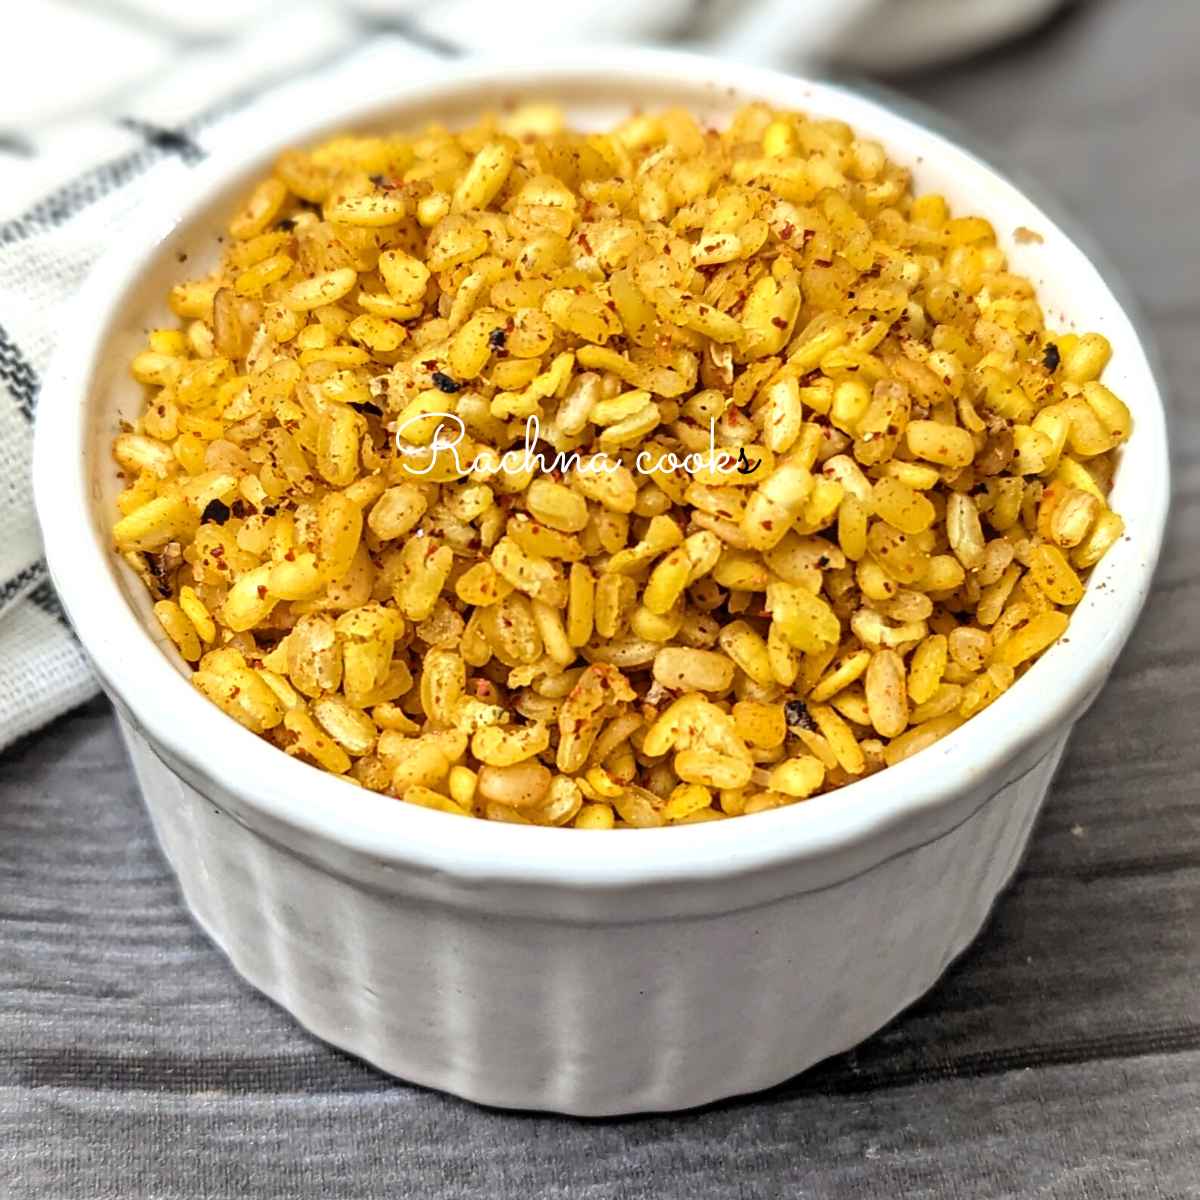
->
[
  {"left": 0, "top": 9, "right": 438, "bottom": 752},
  {"left": 0, "top": 0, "right": 1062, "bottom": 753}
]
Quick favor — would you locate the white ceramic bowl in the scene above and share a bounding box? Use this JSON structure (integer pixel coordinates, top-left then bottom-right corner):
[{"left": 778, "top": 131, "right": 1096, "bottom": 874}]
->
[{"left": 34, "top": 50, "right": 1169, "bottom": 1116}]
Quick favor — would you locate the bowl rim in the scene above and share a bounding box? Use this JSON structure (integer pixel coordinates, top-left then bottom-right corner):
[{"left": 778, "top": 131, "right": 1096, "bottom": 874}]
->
[{"left": 34, "top": 47, "right": 1170, "bottom": 897}]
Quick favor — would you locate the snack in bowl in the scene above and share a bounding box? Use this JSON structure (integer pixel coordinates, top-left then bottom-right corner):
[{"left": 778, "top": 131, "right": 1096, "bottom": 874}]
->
[{"left": 111, "top": 101, "right": 1130, "bottom": 829}]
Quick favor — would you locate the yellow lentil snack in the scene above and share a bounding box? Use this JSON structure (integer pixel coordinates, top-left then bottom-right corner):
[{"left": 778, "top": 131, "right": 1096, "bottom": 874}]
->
[{"left": 112, "top": 102, "right": 1130, "bottom": 827}]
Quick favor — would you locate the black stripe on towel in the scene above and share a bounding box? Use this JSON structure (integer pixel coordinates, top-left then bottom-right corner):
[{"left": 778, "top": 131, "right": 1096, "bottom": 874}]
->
[
  {"left": 0, "top": 561, "right": 48, "bottom": 611},
  {"left": 116, "top": 118, "right": 207, "bottom": 166},
  {"left": 0, "top": 31, "right": 437, "bottom": 248},
  {"left": 0, "top": 322, "right": 39, "bottom": 420},
  {"left": 0, "top": 144, "right": 161, "bottom": 246},
  {"left": 0, "top": 132, "right": 34, "bottom": 157},
  {"left": 355, "top": 16, "right": 463, "bottom": 57},
  {"left": 28, "top": 577, "right": 72, "bottom": 629},
  {"left": 0, "top": 116, "right": 207, "bottom": 246}
]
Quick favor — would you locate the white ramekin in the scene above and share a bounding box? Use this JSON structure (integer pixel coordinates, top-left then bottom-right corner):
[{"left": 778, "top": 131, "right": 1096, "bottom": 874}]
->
[{"left": 33, "top": 50, "right": 1169, "bottom": 1116}]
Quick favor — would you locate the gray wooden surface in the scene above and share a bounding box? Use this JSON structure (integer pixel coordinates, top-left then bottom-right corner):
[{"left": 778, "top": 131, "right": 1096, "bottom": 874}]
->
[{"left": 3, "top": 1, "right": 1198, "bottom": 1196}]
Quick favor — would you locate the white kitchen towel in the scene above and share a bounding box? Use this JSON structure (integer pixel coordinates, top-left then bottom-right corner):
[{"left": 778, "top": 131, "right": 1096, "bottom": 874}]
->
[{"left": 0, "top": 0, "right": 1063, "bottom": 751}]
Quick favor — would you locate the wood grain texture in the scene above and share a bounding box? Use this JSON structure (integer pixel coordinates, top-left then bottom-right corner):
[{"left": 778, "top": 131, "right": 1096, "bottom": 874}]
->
[{"left": 3, "top": 1, "right": 1199, "bottom": 1196}]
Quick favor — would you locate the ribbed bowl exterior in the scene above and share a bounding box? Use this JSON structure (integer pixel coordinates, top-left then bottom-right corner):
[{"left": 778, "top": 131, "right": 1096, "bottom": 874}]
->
[{"left": 122, "top": 716, "right": 1065, "bottom": 1115}]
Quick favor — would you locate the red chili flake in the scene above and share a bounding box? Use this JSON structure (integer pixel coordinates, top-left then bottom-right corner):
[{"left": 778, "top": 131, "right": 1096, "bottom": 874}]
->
[
  {"left": 256, "top": 586, "right": 268, "bottom": 599},
  {"left": 779, "top": 222, "right": 795, "bottom": 240},
  {"left": 771, "top": 316, "right": 788, "bottom": 329}
]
